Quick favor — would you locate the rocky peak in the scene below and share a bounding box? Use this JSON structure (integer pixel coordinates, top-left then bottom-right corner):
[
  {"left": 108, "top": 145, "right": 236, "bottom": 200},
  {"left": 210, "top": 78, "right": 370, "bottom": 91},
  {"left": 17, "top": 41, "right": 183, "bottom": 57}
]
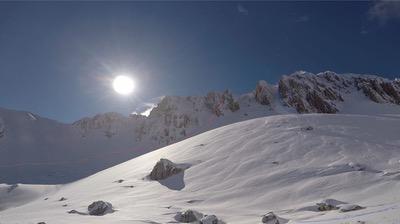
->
[
  {"left": 254, "top": 80, "right": 274, "bottom": 105},
  {"left": 278, "top": 71, "right": 344, "bottom": 113},
  {"left": 278, "top": 71, "right": 400, "bottom": 113},
  {"left": 353, "top": 76, "right": 400, "bottom": 104}
]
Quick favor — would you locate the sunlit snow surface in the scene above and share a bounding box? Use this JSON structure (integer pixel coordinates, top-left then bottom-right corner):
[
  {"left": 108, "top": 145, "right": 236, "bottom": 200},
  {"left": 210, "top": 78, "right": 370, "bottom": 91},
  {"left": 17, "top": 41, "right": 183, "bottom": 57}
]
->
[{"left": 1, "top": 114, "right": 400, "bottom": 223}]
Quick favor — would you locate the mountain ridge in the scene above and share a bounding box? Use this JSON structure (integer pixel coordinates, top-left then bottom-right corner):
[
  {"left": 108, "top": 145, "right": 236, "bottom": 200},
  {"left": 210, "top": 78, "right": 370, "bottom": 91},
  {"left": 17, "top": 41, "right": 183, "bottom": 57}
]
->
[{"left": 1, "top": 71, "right": 400, "bottom": 184}]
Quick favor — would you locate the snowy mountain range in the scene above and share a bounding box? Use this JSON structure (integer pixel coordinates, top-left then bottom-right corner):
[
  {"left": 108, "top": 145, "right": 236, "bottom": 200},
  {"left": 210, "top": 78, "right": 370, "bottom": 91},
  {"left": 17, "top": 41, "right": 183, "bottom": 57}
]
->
[{"left": 1, "top": 71, "right": 400, "bottom": 184}]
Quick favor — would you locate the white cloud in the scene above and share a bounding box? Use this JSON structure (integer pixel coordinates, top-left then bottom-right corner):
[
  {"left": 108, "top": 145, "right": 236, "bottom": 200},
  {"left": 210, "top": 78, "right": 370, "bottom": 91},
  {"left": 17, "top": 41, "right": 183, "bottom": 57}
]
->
[
  {"left": 132, "top": 96, "right": 164, "bottom": 117},
  {"left": 237, "top": 4, "right": 249, "bottom": 16},
  {"left": 369, "top": 0, "right": 400, "bottom": 24}
]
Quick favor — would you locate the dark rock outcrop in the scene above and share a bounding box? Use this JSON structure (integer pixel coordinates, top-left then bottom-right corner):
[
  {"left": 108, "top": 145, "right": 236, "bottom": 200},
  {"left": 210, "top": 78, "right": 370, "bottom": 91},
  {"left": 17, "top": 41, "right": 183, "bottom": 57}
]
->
[
  {"left": 355, "top": 77, "right": 400, "bottom": 104},
  {"left": 279, "top": 71, "right": 400, "bottom": 113},
  {"left": 149, "top": 158, "right": 183, "bottom": 181},
  {"left": 205, "top": 90, "right": 240, "bottom": 116},
  {"left": 174, "top": 209, "right": 204, "bottom": 223},
  {"left": 200, "top": 214, "right": 219, "bottom": 224},
  {"left": 278, "top": 71, "right": 343, "bottom": 113},
  {"left": 254, "top": 80, "right": 274, "bottom": 105},
  {"left": 262, "top": 212, "right": 280, "bottom": 224},
  {"left": 87, "top": 201, "right": 113, "bottom": 216}
]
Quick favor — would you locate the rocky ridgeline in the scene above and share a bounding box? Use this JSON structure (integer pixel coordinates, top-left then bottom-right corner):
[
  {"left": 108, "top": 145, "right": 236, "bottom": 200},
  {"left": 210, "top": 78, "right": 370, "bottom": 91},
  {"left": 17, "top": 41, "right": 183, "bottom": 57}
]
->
[
  {"left": 279, "top": 71, "right": 400, "bottom": 113},
  {"left": 71, "top": 71, "right": 400, "bottom": 146}
]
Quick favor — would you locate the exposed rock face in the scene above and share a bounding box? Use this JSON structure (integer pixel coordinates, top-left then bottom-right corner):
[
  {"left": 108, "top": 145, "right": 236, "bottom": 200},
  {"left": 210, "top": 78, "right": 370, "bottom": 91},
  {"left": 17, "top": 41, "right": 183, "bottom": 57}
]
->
[
  {"left": 254, "top": 80, "right": 274, "bottom": 105},
  {"left": 279, "top": 71, "right": 400, "bottom": 113},
  {"left": 149, "top": 158, "right": 183, "bottom": 181},
  {"left": 205, "top": 90, "right": 240, "bottom": 116},
  {"left": 87, "top": 201, "right": 113, "bottom": 216},
  {"left": 279, "top": 71, "right": 343, "bottom": 113},
  {"left": 174, "top": 209, "right": 204, "bottom": 223},
  {"left": 354, "top": 77, "right": 400, "bottom": 104},
  {"left": 262, "top": 212, "right": 280, "bottom": 224}
]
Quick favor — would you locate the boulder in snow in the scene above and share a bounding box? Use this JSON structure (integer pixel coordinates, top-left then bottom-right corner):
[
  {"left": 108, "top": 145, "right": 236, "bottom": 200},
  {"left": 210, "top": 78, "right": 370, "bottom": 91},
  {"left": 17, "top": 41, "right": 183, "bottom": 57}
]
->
[
  {"left": 174, "top": 209, "right": 204, "bottom": 223},
  {"left": 88, "top": 201, "right": 113, "bottom": 216},
  {"left": 339, "top": 204, "right": 364, "bottom": 212},
  {"left": 316, "top": 199, "right": 345, "bottom": 211},
  {"left": 262, "top": 212, "right": 280, "bottom": 224},
  {"left": 149, "top": 158, "right": 183, "bottom": 180},
  {"left": 200, "top": 214, "right": 219, "bottom": 224},
  {"left": 348, "top": 162, "right": 365, "bottom": 171}
]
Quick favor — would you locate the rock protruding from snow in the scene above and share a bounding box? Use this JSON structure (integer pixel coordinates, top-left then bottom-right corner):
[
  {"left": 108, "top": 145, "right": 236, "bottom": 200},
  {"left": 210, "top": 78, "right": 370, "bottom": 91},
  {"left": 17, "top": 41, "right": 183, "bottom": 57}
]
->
[
  {"left": 354, "top": 76, "right": 400, "bottom": 104},
  {"left": 174, "top": 209, "right": 204, "bottom": 223},
  {"left": 200, "top": 214, "right": 219, "bottom": 224},
  {"left": 348, "top": 162, "right": 365, "bottom": 171},
  {"left": 316, "top": 199, "right": 345, "bottom": 211},
  {"left": 149, "top": 159, "right": 183, "bottom": 181},
  {"left": 205, "top": 90, "right": 240, "bottom": 116},
  {"left": 87, "top": 201, "right": 113, "bottom": 216},
  {"left": 279, "top": 71, "right": 400, "bottom": 113},
  {"left": 254, "top": 80, "right": 274, "bottom": 105},
  {"left": 279, "top": 71, "right": 343, "bottom": 113},
  {"left": 262, "top": 212, "right": 280, "bottom": 224},
  {"left": 338, "top": 204, "right": 364, "bottom": 212}
]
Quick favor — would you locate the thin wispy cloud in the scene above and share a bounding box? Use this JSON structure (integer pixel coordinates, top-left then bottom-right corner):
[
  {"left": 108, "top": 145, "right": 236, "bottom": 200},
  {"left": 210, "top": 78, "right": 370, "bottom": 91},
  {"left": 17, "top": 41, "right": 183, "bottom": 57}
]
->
[
  {"left": 369, "top": 0, "right": 400, "bottom": 24},
  {"left": 237, "top": 4, "right": 249, "bottom": 16}
]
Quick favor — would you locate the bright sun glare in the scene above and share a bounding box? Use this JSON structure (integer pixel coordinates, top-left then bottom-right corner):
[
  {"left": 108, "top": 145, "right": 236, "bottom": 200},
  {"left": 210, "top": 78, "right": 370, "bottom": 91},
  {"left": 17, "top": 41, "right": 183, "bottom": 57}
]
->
[{"left": 112, "top": 75, "right": 135, "bottom": 95}]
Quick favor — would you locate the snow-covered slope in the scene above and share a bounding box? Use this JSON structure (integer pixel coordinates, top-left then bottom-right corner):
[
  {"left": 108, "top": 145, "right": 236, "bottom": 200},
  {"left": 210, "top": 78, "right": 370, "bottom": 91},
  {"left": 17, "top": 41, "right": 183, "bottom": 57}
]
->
[
  {"left": 1, "top": 114, "right": 400, "bottom": 223},
  {"left": 1, "top": 71, "right": 400, "bottom": 184}
]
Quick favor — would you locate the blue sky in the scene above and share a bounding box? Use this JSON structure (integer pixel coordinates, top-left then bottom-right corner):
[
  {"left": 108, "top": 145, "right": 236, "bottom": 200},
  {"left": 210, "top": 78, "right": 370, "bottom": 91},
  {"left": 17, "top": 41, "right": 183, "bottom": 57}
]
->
[{"left": 0, "top": 1, "right": 399, "bottom": 122}]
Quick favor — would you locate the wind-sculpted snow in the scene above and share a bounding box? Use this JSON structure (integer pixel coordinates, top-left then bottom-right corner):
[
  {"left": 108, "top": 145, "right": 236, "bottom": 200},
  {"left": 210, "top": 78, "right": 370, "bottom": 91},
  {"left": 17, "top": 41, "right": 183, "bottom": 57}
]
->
[
  {"left": 1, "top": 114, "right": 400, "bottom": 224},
  {"left": 2, "top": 71, "right": 400, "bottom": 184}
]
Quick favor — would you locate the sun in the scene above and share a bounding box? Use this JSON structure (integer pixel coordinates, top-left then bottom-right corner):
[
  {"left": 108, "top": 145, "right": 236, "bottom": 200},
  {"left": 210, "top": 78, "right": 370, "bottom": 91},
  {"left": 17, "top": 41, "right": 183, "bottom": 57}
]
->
[{"left": 112, "top": 75, "right": 135, "bottom": 95}]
